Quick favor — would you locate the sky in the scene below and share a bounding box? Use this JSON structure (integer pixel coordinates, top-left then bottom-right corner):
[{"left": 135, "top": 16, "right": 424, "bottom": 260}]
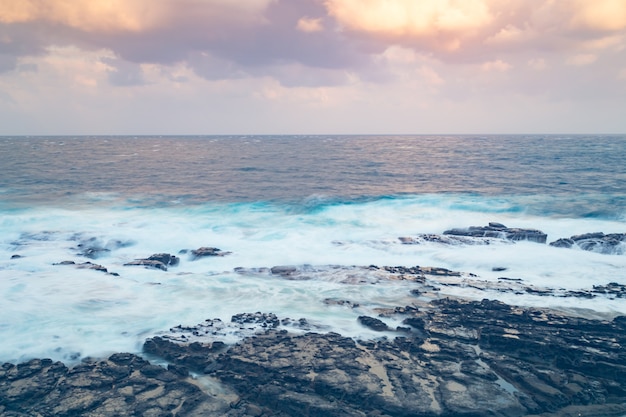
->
[{"left": 0, "top": 0, "right": 625, "bottom": 135}]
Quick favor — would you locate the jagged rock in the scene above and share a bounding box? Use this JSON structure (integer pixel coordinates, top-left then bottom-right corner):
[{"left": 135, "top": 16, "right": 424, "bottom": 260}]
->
[
  {"left": 357, "top": 316, "right": 390, "bottom": 331},
  {"left": 124, "top": 253, "right": 180, "bottom": 271},
  {"left": 0, "top": 354, "right": 240, "bottom": 416},
  {"left": 144, "top": 298, "right": 626, "bottom": 417},
  {"left": 323, "top": 298, "right": 360, "bottom": 308},
  {"left": 400, "top": 234, "right": 507, "bottom": 246},
  {"left": 231, "top": 312, "right": 280, "bottom": 329},
  {"left": 123, "top": 259, "right": 167, "bottom": 271},
  {"left": 147, "top": 253, "right": 180, "bottom": 266},
  {"left": 53, "top": 261, "right": 110, "bottom": 274},
  {"left": 444, "top": 223, "right": 548, "bottom": 243},
  {"left": 550, "top": 232, "right": 626, "bottom": 254},
  {"left": 190, "top": 247, "right": 231, "bottom": 259}
]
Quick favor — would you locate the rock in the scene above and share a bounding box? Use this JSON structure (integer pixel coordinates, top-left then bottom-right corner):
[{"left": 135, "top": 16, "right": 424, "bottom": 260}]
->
[
  {"left": 190, "top": 247, "right": 231, "bottom": 259},
  {"left": 323, "top": 298, "right": 360, "bottom": 308},
  {"left": 147, "top": 253, "right": 180, "bottom": 266},
  {"left": 550, "top": 232, "right": 626, "bottom": 254},
  {"left": 53, "top": 261, "right": 109, "bottom": 274},
  {"left": 144, "top": 296, "right": 626, "bottom": 417},
  {"left": 357, "top": 316, "right": 390, "bottom": 331},
  {"left": 0, "top": 353, "right": 238, "bottom": 416},
  {"left": 270, "top": 265, "right": 298, "bottom": 276},
  {"left": 444, "top": 223, "right": 548, "bottom": 243},
  {"left": 124, "top": 253, "right": 180, "bottom": 271},
  {"left": 10, "top": 254, "right": 22, "bottom": 259},
  {"left": 231, "top": 312, "right": 280, "bottom": 329},
  {"left": 123, "top": 259, "right": 167, "bottom": 271}
]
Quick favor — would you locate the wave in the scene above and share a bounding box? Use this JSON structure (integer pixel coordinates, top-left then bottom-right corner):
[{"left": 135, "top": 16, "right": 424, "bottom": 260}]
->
[{"left": 1, "top": 193, "right": 625, "bottom": 363}]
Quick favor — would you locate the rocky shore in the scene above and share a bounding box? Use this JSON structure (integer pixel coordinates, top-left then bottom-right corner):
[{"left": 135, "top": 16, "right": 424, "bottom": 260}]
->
[
  {"left": 3, "top": 223, "right": 626, "bottom": 416},
  {"left": 2, "top": 265, "right": 626, "bottom": 416}
]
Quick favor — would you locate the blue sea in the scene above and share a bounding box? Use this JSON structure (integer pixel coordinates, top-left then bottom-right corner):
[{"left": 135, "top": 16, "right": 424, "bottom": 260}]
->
[{"left": 1, "top": 135, "right": 625, "bottom": 364}]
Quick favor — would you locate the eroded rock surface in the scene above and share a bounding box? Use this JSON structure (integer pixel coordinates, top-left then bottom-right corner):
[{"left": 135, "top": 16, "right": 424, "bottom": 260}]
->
[
  {"left": 443, "top": 222, "right": 548, "bottom": 243},
  {"left": 139, "top": 298, "right": 626, "bottom": 417},
  {"left": 124, "top": 253, "right": 180, "bottom": 271},
  {"left": 550, "top": 232, "right": 626, "bottom": 255},
  {"left": 0, "top": 353, "right": 246, "bottom": 417}
]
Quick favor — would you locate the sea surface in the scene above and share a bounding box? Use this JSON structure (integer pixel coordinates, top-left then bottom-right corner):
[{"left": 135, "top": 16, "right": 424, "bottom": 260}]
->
[{"left": 1, "top": 135, "right": 625, "bottom": 364}]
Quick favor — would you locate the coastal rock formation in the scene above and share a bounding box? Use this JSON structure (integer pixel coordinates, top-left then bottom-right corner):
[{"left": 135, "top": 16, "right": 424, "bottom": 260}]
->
[
  {"left": 124, "top": 253, "right": 180, "bottom": 271},
  {"left": 53, "top": 260, "right": 117, "bottom": 275},
  {"left": 550, "top": 232, "right": 626, "bottom": 255},
  {"left": 0, "top": 353, "right": 242, "bottom": 416},
  {"left": 75, "top": 237, "right": 134, "bottom": 259},
  {"left": 139, "top": 298, "right": 626, "bottom": 417},
  {"left": 3, "top": 297, "right": 626, "bottom": 416},
  {"left": 189, "top": 247, "right": 232, "bottom": 260},
  {"left": 443, "top": 222, "right": 548, "bottom": 243},
  {"left": 4, "top": 262, "right": 626, "bottom": 417}
]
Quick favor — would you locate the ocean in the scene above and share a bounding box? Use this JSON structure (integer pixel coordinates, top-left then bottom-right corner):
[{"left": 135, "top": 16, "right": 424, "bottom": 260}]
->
[{"left": 1, "top": 135, "right": 625, "bottom": 364}]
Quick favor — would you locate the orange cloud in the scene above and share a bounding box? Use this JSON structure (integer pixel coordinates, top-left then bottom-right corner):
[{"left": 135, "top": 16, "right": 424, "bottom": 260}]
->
[
  {"left": 569, "top": 0, "right": 626, "bottom": 31},
  {"left": 0, "top": 0, "right": 275, "bottom": 32},
  {"left": 325, "top": 0, "right": 493, "bottom": 37}
]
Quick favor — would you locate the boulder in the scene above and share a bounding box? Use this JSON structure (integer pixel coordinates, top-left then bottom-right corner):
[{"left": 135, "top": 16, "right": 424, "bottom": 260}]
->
[
  {"left": 357, "top": 315, "right": 390, "bottom": 331},
  {"left": 124, "top": 253, "right": 180, "bottom": 271},
  {"left": 190, "top": 247, "right": 231, "bottom": 259},
  {"left": 550, "top": 232, "right": 626, "bottom": 254},
  {"left": 444, "top": 223, "right": 547, "bottom": 243}
]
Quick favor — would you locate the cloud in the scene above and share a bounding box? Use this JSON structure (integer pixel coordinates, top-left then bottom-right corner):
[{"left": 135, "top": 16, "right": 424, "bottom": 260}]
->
[
  {"left": 568, "top": 0, "right": 626, "bottom": 31},
  {"left": 325, "top": 0, "right": 493, "bottom": 35},
  {"left": 297, "top": 17, "right": 323, "bottom": 33}
]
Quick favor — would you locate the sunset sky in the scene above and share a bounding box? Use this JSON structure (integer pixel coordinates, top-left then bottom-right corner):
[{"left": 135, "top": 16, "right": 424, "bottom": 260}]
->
[{"left": 1, "top": 0, "right": 625, "bottom": 134}]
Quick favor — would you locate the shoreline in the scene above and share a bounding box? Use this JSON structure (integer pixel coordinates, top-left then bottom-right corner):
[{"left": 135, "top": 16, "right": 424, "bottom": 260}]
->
[{"left": 2, "top": 264, "right": 626, "bottom": 417}]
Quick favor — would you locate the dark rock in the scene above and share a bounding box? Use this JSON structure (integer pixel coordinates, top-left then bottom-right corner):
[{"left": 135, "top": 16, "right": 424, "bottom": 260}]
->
[
  {"left": 147, "top": 253, "right": 180, "bottom": 266},
  {"left": 124, "top": 253, "right": 180, "bottom": 271},
  {"left": 231, "top": 312, "right": 280, "bottom": 328},
  {"left": 54, "top": 261, "right": 109, "bottom": 274},
  {"left": 10, "top": 254, "right": 22, "bottom": 259},
  {"left": 123, "top": 259, "right": 167, "bottom": 271},
  {"left": 444, "top": 223, "right": 548, "bottom": 243},
  {"left": 323, "top": 298, "right": 360, "bottom": 308},
  {"left": 550, "top": 232, "right": 626, "bottom": 254},
  {"left": 357, "top": 316, "right": 390, "bottom": 331},
  {"left": 270, "top": 265, "right": 298, "bottom": 276},
  {"left": 0, "top": 353, "right": 239, "bottom": 416},
  {"left": 190, "top": 246, "right": 231, "bottom": 259}
]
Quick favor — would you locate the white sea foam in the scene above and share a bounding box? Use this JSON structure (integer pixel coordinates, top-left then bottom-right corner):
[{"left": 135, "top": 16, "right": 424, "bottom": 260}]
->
[{"left": 1, "top": 196, "right": 625, "bottom": 363}]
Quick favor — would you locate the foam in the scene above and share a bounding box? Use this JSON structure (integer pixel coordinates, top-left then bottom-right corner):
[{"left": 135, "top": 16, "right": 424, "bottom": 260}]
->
[{"left": 1, "top": 195, "right": 625, "bottom": 363}]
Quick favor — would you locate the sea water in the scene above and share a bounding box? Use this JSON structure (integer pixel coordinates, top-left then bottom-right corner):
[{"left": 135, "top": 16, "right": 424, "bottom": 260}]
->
[{"left": 0, "top": 135, "right": 625, "bottom": 364}]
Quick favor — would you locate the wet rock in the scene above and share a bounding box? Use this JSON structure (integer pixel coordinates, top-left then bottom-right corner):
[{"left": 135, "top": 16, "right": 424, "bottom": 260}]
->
[
  {"left": 53, "top": 261, "right": 110, "bottom": 274},
  {"left": 400, "top": 234, "right": 507, "bottom": 246},
  {"left": 124, "top": 253, "right": 180, "bottom": 271},
  {"left": 10, "top": 254, "right": 22, "bottom": 259},
  {"left": 190, "top": 246, "right": 231, "bottom": 259},
  {"left": 323, "top": 298, "right": 360, "bottom": 308},
  {"left": 270, "top": 265, "right": 298, "bottom": 276},
  {"left": 0, "top": 353, "right": 238, "bottom": 417},
  {"left": 123, "top": 259, "right": 168, "bottom": 271},
  {"left": 231, "top": 312, "right": 280, "bottom": 329},
  {"left": 550, "top": 232, "right": 626, "bottom": 255},
  {"left": 357, "top": 316, "right": 390, "bottom": 331},
  {"left": 147, "top": 253, "right": 180, "bottom": 266},
  {"left": 444, "top": 223, "right": 548, "bottom": 243}
]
